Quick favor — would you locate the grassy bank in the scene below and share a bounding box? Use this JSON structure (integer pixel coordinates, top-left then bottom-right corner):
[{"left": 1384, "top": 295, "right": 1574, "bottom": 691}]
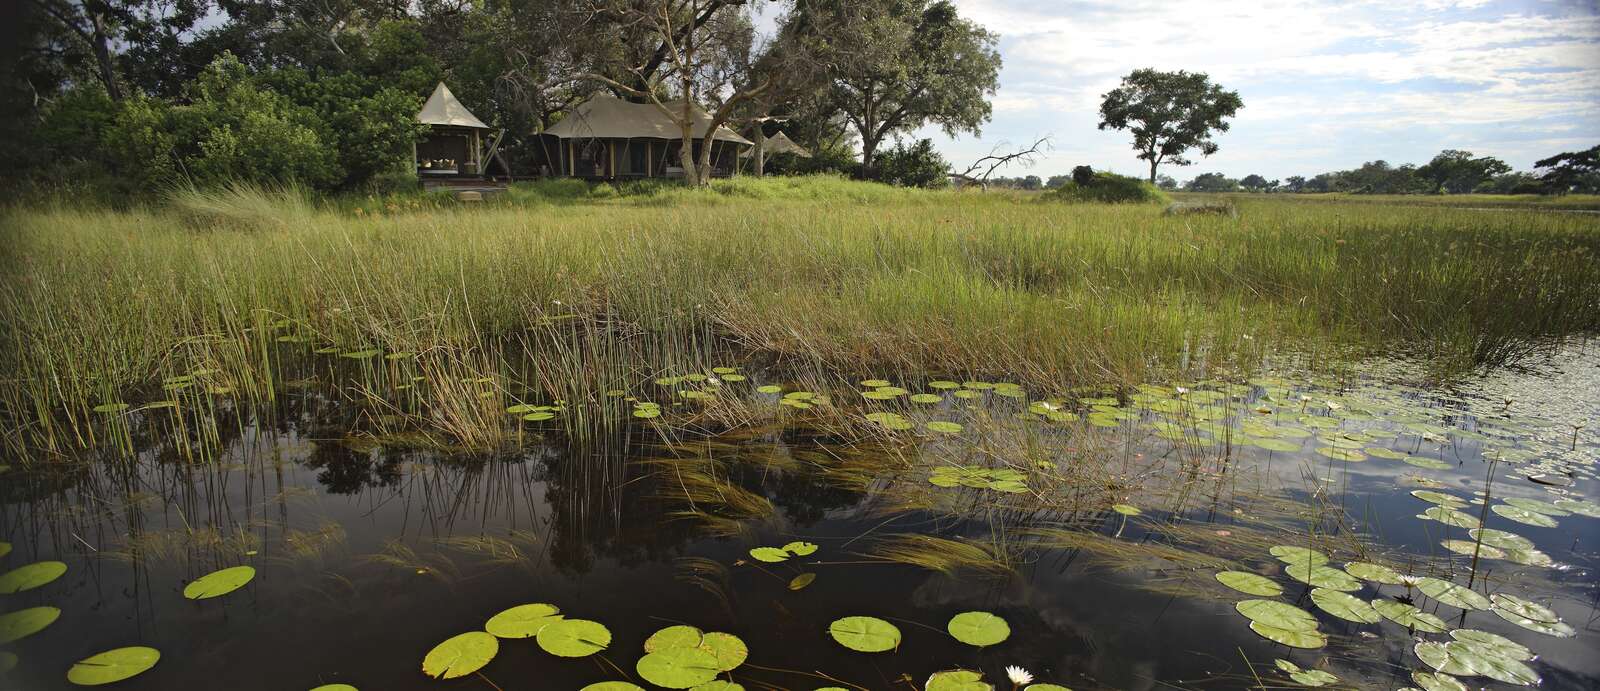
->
[
  {"left": 1173, "top": 191, "right": 1600, "bottom": 211},
  {"left": 3, "top": 177, "right": 1599, "bottom": 453}
]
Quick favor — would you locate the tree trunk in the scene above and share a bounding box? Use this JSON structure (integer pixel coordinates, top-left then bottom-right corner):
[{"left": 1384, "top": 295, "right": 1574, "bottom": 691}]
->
[
  {"left": 1148, "top": 158, "right": 1158, "bottom": 185},
  {"left": 861, "top": 136, "right": 879, "bottom": 175},
  {"left": 89, "top": 10, "right": 123, "bottom": 101},
  {"left": 753, "top": 128, "right": 766, "bottom": 177}
]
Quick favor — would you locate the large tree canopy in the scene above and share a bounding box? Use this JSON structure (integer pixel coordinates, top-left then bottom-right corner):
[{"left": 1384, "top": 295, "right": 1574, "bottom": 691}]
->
[
  {"left": 1416, "top": 149, "right": 1511, "bottom": 194},
  {"left": 1098, "top": 68, "right": 1242, "bottom": 184}
]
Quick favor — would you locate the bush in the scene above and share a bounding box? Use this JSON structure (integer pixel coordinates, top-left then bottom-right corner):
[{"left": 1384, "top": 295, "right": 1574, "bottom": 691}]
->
[
  {"left": 1045, "top": 171, "right": 1170, "bottom": 204},
  {"left": 873, "top": 139, "right": 950, "bottom": 189},
  {"left": 1071, "top": 165, "right": 1094, "bottom": 187}
]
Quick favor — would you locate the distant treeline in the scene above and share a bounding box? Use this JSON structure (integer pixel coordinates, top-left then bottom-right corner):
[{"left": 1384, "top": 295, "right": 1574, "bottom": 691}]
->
[{"left": 1167, "top": 147, "right": 1600, "bottom": 195}]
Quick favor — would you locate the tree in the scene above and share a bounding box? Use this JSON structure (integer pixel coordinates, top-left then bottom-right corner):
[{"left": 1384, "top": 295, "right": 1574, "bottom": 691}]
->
[
  {"left": 1098, "top": 68, "right": 1242, "bottom": 184},
  {"left": 875, "top": 138, "right": 948, "bottom": 188},
  {"left": 1154, "top": 174, "right": 1178, "bottom": 190},
  {"left": 1534, "top": 145, "right": 1599, "bottom": 194},
  {"left": 1417, "top": 149, "right": 1511, "bottom": 194},
  {"left": 1283, "top": 175, "right": 1305, "bottom": 193},
  {"left": 1045, "top": 174, "right": 1070, "bottom": 189},
  {"left": 1239, "top": 174, "right": 1268, "bottom": 192},
  {"left": 1183, "top": 172, "right": 1238, "bottom": 192},
  {"left": 810, "top": 0, "right": 1000, "bottom": 172}
]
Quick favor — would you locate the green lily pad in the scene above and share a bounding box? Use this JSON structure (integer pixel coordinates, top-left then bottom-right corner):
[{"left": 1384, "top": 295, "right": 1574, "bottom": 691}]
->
[
  {"left": 1412, "top": 671, "right": 1466, "bottom": 691},
  {"left": 0, "top": 607, "right": 60, "bottom": 643},
  {"left": 1411, "top": 490, "right": 1467, "bottom": 506},
  {"left": 749, "top": 547, "right": 789, "bottom": 563},
  {"left": 910, "top": 393, "right": 943, "bottom": 403},
  {"left": 926, "top": 421, "right": 963, "bottom": 434},
  {"left": 308, "top": 685, "right": 359, "bottom": 691},
  {"left": 1488, "top": 593, "right": 1559, "bottom": 623},
  {"left": 925, "top": 670, "right": 991, "bottom": 691},
  {"left": 782, "top": 541, "right": 818, "bottom": 556},
  {"left": 789, "top": 573, "right": 816, "bottom": 590},
  {"left": 485, "top": 603, "right": 561, "bottom": 638},
  {"left": 1502, "top": 498, "right": 1570, "bottom": 516},
  {"left": 422, "top": 631, "right": 498, "bottom": 679},
  {"left": 1441, "top": 640, "right": 1540, "bottom": 685},
  {"left": 1024, "top": 685, "right": 1071, "bottom": 691},
  {"left": 1363, "top": 447, "right": 1407, "bottom": 460},
  {"left": 1269, "top": 546, "right": 1329, "bottom": 566},
  {"left": 0, "top": 561, "right": 66, "bottom": 594},
  {"left": 946, "top": 611, "right": 1010, "bottom": 647},
  {"left": 929, "top": 380, "right": 961, "bottom": 389},
  {"left": 827, "top": 616, "right": 900, "bottom": 652},
  {"left": 1373, "top": 600, "right": 1448, "bottom": 633},
  {"left": 1416, "top": 577, "right": 1490, "bottom": 610},
  {"left": 1249, "top": 622, "right": 1327, "bottom": 648},
  {"left": 1310, "top": 588, "right": 1380, "bottom": 623},
  {"left": 1440, "top": 539, "right": 1504, "bottom": 559},
  {"left": 580, "top": 684, "right": 646, "bottom": 691},
  {"left": 1404, "top": 457, "right": 1454, "bottom": 470},
  {"left": 1416, "top": 641, "right": 1474, "bottom": 676},
  {"left": 1285, "top": 563, "right": 1361, "bottom": 592},
  {"left": 1343, "top": 561, "right": 1404, "bottom": 584},
  {"left": 1553, "top": 498, "right": 1600, "bottom": 517},
  {"left": 1289, "top": 669, "right": 1338, "bottom": 687},
  {"left": 182, "top": 565, "right": 255, "bottom": 600},
  {"left": 1111, "top": 504, "right": 1141, "bottom": 516},
  {"left": 537, "top": 618, "right": 611, "bottom": 657},
  {"left": 636, "top": 647, "right": 720, "bottom": 689},
  {"left": 644, "top": 625, "right": 703, "bottom": 653},
  {"left": 1235, "top": 599, "right": 1317, "bottom": 631},
  {"left": 1450, "top": 628, "right": 1531, "bottom": 661},
  {"left": 1215, "top": 571, "right": 1282, "bottom": 596},
  {"left": 1491, "top": 504, "right": 1558, "bottom": 528},
  {"left": 1249, "top": 438, "right": 1303, "bottom": 452},
  {"left": 699, "top": 632, "right": 747, "bottom": 671},
  {"left": 1419, "top": 506, "right": 1480, "bottom": 528},
  {"left": 65, "top": 646, "right": 159, "bottom": 686},
  {"left": 1468, "top": 529, "right": 1534, "bottom": 551},
  {"left": 689, "top": 682, "right": 743, "bottom": 691}
]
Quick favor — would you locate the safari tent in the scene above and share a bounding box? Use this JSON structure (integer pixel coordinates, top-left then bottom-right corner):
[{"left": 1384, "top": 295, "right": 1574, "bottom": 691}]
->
[
  {"left": 537, "top": 95, "right": 752, "bottom": 180},
  {"left": 414, "top": 83, "right": 509, "bottom": 182},
  {"left": 742, "top": 130, "right": 812, "bottom": 159}
]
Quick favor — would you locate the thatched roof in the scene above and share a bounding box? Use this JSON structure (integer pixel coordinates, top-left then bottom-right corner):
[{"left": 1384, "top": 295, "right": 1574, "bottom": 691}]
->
[
  {"left": 741, "top": 130, "right": 811, "bottom": 158},
  {"left": 417, "top": 83, "right": 489, "bottom": 129},
  {"left": 545, "top": 95, "right": 752, "bottom": 145}
]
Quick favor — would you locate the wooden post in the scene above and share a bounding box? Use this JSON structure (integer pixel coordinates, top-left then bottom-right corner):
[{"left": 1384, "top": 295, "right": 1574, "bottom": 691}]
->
[
  {"left": 647, "top": 142, "right": 653, "bottom": 178},
  {"left": 609, "top": 141, "right": 616, "bottom": 179},
  {"left": 568, "top": 140, "right": 575, "bottom": 176}
]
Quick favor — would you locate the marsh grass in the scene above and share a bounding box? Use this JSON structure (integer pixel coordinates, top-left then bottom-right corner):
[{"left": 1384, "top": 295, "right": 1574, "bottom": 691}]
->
[{"left": 3, "top": 178, "right": 1598, "bottom": 457}]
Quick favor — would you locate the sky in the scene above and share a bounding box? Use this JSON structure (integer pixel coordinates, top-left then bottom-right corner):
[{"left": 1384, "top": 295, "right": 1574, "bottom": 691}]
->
[{"left": 769, "top": 0, "right": 1600, "bottom": 182}]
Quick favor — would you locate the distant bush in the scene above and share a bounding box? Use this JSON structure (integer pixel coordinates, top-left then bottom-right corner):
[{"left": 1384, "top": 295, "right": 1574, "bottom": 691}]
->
[
  {"left": 873, "top": 139, "right": 951, "bottom": 189},
  {"left": 1045, "top": 171, "right": 1170, "bottom": 204},
  {"left": 1071, "top": 165, "right": 1095, "bottom": 186}
]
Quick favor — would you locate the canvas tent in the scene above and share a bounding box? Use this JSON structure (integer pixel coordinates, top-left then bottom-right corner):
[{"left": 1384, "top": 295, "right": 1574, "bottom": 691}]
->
[
  {"left": 741, "top": 130, "right": 811, "bottom": 159},
  {"left": 414, "top": 82, "right": 507, "bottom": 180},
  {"left": 537, "top": 95, "right": 752, "bottom": 180}
]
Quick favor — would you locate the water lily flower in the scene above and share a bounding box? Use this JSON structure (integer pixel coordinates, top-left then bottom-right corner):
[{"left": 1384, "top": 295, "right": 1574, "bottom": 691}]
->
[
  {"left": 707, "top": 376, "right": 721, "bottom": 385},
  {"left": 1006, "top": 665, "right": 1033, "bottom": 686},
  {"left": 1398, "top": 574, "right": 1424, "bottom": 587},
  {"left": 1175, "top": 386, "right": 1189, "bottom": 394}
]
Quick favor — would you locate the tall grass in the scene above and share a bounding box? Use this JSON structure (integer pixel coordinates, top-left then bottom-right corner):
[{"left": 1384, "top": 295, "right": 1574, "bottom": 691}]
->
[{"left": 2, "top": 179, "right": 1597, "bottom": 455}]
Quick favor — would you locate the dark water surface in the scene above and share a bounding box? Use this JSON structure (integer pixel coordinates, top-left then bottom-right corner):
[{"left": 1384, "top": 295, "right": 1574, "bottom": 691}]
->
[{"left": 2, "top": 346, "right": 1598, "bottom": 691}]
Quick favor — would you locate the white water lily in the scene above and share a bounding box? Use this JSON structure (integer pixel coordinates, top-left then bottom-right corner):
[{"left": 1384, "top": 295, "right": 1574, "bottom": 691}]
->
[
  {"left": 1175, "top": 386, "right": 1189, "bottom": 394},
  {"left": 1006, "top": 665, "right": 1033, "bottom": 685},
  {"left": 706, "top": 376, "right": 721, "bottom": 385},
  {"left": 1398, "top": 574, "right": 1425, "bottom": 586}
]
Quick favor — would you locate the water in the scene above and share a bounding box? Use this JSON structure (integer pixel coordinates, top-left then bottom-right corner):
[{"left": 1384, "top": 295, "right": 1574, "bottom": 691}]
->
[{"left": 2, "top": 345, "right": 1598, "bottom": 690}]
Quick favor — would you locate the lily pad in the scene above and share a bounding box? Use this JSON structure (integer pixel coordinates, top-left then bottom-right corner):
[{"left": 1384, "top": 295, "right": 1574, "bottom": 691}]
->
[
  {"left": 1488, "top": 593, "right": 1559, "bottom": 624},
  {"left": 308, "top": 685, "right": 359, "bottom": 691},
  {"left": 1344, "top": 561, "right": 1404, "bottom": 584},
  {"left": 1248, "top": 622, "right": 1327, "bottom": 648},
  {"left": 1419, "top": 506, "right": 1479, "bottom": 528},
  {"left": 699, "top": 632, "right": 747, "bottom": 671},
  {"left": 1491, "top": 504, "right": 1558, "bottom": 528},
  {"left": 1412, "top": 671, "right": 1467, "bottom": 691},
  {"left": 581, "top": 684, "right": 646, "bottom": 691},
  {"left": 422, "top": 632, "right": 498, "bottom": 679},
  {"left": 1285, "top": 563, "right": 1362, "bottom": 592},
  {"left": 1310, "top": 588, "right": 1380, "bottom": 623},
  {"left": 644, "top": 625, "right": 703, "bottom": 653},
  {"left": 485, "top": 603, "right": 561, "bottom": 639},
  {"left": 1439, "top": 539, "right": 1504, "bottom": 559},
  {"left": 926, "top": 421, "right": 964, "bottom": 434},
  {"left": 0, "top": 606, "right": 60, "bottom": 643},
  {"left": 1553, "top": 498, "right": 1600, "bottom": 517},
  {"left": 910, "top": 393, "right": 943, "bottom": 404},
  {"left": 827, "top": 616, "right": 900, "bottom": 652},
  {"left": 1289, "top": 669, "right": 1338, "bottom": 687},
  {"left": 1269, "top": 546, "right": 1329, "bottom": 566},
  {"left": 1235, "top": 599, "right": 1317, "bottom": 631},
  {"left": 1468, "top": 529, "right": 1534, "bottom": 551},
  {"left": 925, "top": 670, "right": 991, "bottom": 691},
  {"left": 537, "top": 618, "right": 612, "bottom": 657},
  {"left": 1416, "top": 577, "right": 1490, "bottom": 610},
  {"left": 66, "top": 646, "right": 160, "bottom": 686},
  {"left": 789, "top": 573, "right": 816, "bottom": 590},
  {"left": 1215, "top": 571, "right": 1282, "bottom": 596},
  {"left": 1110, "top": 504, "right": 1141, "bottom": 516},
  {"left": 782, "top": 541, "right": 818, "bottom": 557},
  {"left": 0, "top": 561, "right": 66, "bottom": 593},
  {"left": 636, "top": 647, "right": 720, "bottom": 689},
  {"left": 946, "top": 611, "right": 1010, "bottom": 647},
  {"left": 182, "top": 565, "right": 255, "bottom": 600},
  {"left": 748, "top": 547, "right": 790, "bottom": 563},
  {"left": 1373, "top": 600, "right": 1448, "bottom": 633},
  {"left": 1442, "top": 640, "right": 1540, "bottom": 685}
]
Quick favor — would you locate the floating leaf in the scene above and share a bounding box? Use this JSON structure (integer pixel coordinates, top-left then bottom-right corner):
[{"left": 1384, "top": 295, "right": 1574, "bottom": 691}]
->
[
  {"left": 1450, "top": 629, "right": 1532, "bottom": 661},
  {"left": 1373, "top": 600, "right": 1448, "bottom": 633},
  {"left": 537, "top": 618, "right": 612, "bottom": 657},
  {"left": 1285, "top": 563, "right": 1361, "bottom": 592},
  {"left": 827, "top": 616, "right": 900, "bottom": 652},
  {"left": 1235, "top": 599, "right": 1317, "bottom": 631},
  {"left": 644, "top": 625, "right": 704, "bottom": 653},
  {"left": 1491, "top": 504, "right": 1558, "bottom": 528},
  {"left": 0, "top": 607, "right": 60, "bottom": 643},
  {"left": 1289, "top": 669, "right": 1338, "bottom": 687},
  {"left": 925, "top": 670, "right": 991, "bottom": 691},
  {"left": 1439, "top": 539, "right": 1504, "bottom": 559},
  {"left": 1419, "top": 506, "right": 1479, "bottom": 528},
  {"left": 1110, "top": 504, "right": 1141, "bottom": 516},
  {"left": 782, "top": 541, "right": 818, "bottom": 557},
  {"left": 1412, "top": 671, "right": 1466, "bottom": 691},
  {"left": 788, "top": 573, "right": 816, "bottom": 590},
  {"left": 689, "top": 682, "right": 743, "bottom": 691},
  {"left": 1553, "top": 498, "right": 1600, "bottom": 517},
  {"left": 910, "top": 393, "right": 943, "bottom": 404},
  {"left": 1023, "top": 685, "right": 1070, "bottom": 691},
  {"left": 1343, "top": 561, "right": 1404, "bottom": 584},
  {"left": 1310, "top": 588, "right": 1380, "bottom": 623},
  {"left": 946, "top": 611, "right": 1010, "bottom": 647},
  {"left": 1416, "top": 577, "right": 1490, "bottom": 610},
  {"left": 1215, "top": 571, "right": 1282, "bottom": 596},
  {"left": 926, "top": 421, "right": 963, "bottom": 434},
  {"left": 748, "top": 547, "right": 789, "bottom": 563},
  {"left": 755, "top": 385, "right": 782, "bottom": 394},
  {"left": 1468, "top": 529, "right": 1534, "bottom": 551},
  {"left": 182, "top": 565, "right": 255, "bottom": 600},
  {"left": 65, "top": 646, "right": 159, "bottom": 686},
  {"left": 422, "top": 632, "right": 498, "bottom": 679},
  {"left": 699, "top": 632, "right": 747, "bottom": 671},
  {"left": 1268, "top": 546, "right": 1328, "bottom": 566},
  {"left": 1249, "top": 622, "right": 1326, "bottom": 649},
  {"left": 929, "top": 380, "right": 961, "bottom": 389},
  {"left": 1411, "top": 490, "right": 1467, "bottom": 507},
  {"left": 1441, "top": 640, "right": 1540, "bottom": 685},
  {"left": 0, "top": 561, "right": 67, "bottom": 593},
  {"left": 636, "top": 647, "right": 720, "bottom": 689},
  {"left": 309, "top": 685, "right": 359, "bottom": 691},
  {"left": 485, "top": 603, "right": 561, "bottom": 638},
  {"left": 1502, "top": 498, "right": 1570, "bottom": 516},
  {"left": 580, "top": 684, "right": 645, "bottom": 691}
]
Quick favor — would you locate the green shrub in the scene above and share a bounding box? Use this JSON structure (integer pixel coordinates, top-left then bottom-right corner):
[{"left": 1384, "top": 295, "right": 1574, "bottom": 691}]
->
[
  {"left": 1045, "top": 171, "right": 1170, "bottom": 204},
  {"left": 874, "top": 139, "right": 951, "bottom": 189}
]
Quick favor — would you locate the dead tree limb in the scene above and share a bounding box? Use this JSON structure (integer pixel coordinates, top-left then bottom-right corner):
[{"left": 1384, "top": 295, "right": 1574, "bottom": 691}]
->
[{"left": 950, "top": 136, "right": 1052, "bottom": 190}]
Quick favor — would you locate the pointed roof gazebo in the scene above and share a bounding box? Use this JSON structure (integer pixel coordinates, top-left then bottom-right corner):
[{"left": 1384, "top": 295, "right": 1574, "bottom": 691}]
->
[
  {"left": 741, "top": 130, "right": 811, "bottom": 158},
  {"left": 413, "top": 82, "right": 506, "bottom": 182}
]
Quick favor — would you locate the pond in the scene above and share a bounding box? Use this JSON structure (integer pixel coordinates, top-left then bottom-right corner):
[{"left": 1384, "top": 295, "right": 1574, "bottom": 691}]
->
[{"left": 2, "top": 343, "right": 1597, "bottom": 690}]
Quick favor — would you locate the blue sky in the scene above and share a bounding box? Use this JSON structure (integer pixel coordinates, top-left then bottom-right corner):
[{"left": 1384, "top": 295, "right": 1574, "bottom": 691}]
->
[{"left": 846, "top": 0, "right": 1600, "bottom": 181}]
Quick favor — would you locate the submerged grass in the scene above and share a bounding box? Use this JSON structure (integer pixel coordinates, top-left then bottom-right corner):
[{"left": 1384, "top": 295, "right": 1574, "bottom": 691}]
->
[{"left": 2, "top": 177, "right": 1598, "bottom": 456}]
